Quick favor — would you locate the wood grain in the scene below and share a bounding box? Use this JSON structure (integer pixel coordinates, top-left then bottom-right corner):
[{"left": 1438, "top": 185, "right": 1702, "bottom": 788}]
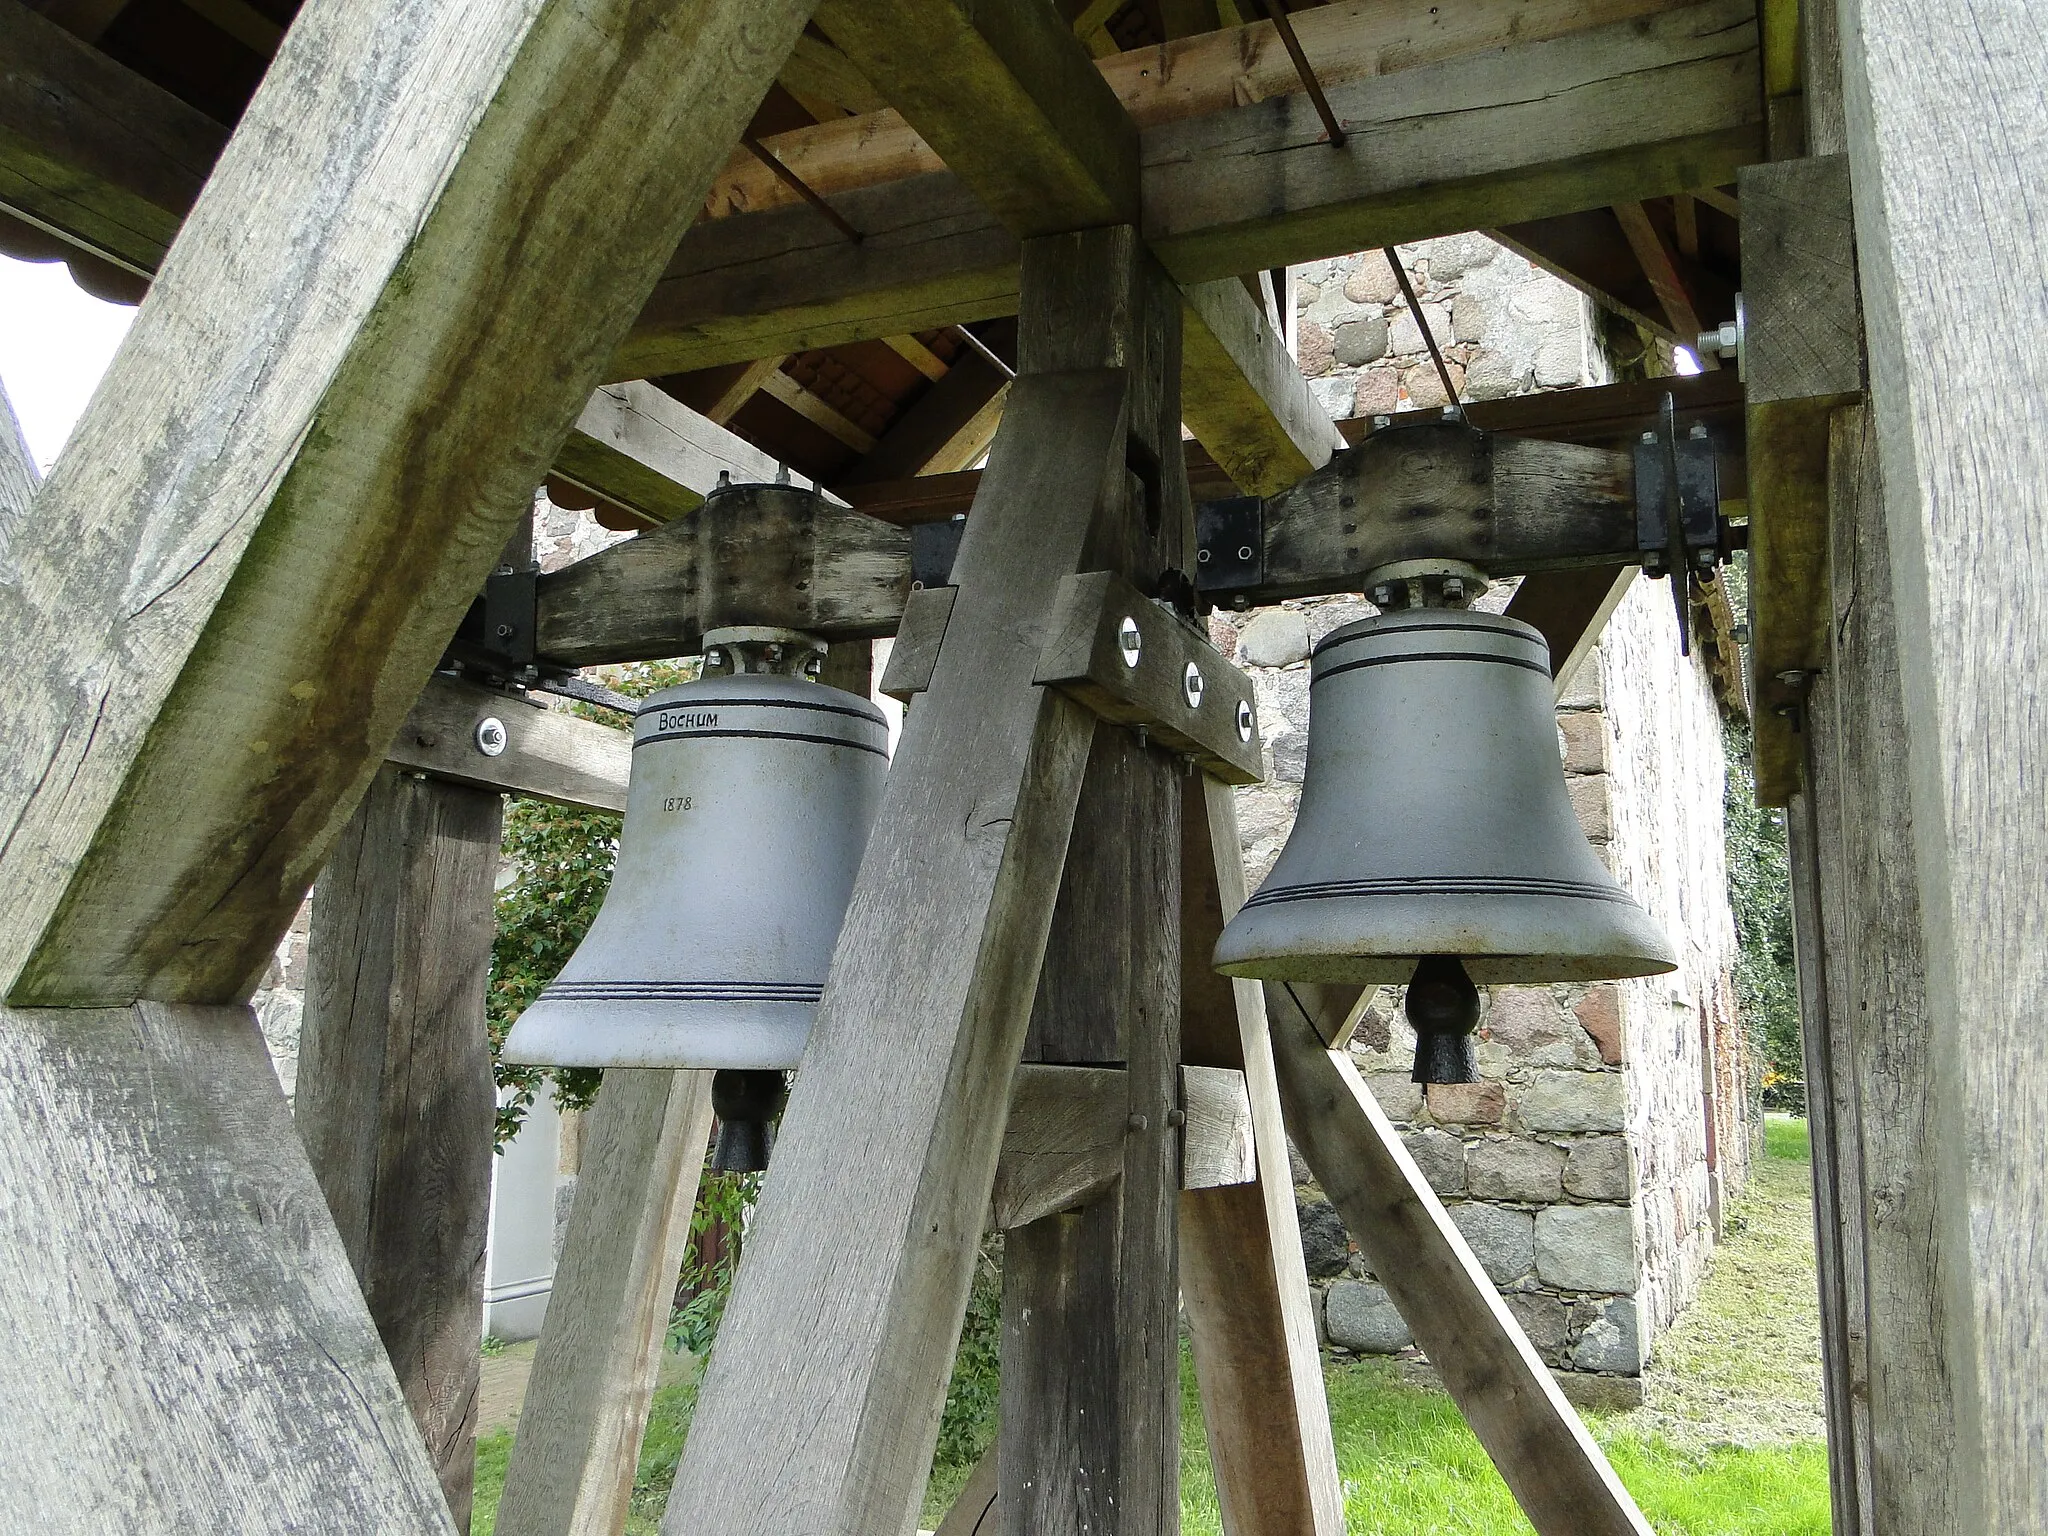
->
[
  {"left": 0, "top": 1001, "right": 454, "bottom": 1531},
  {"left": 1179, "top": 275, "right": 1342, "bottom": 496},
  {"left": 1814, "top": 403, "right": 1955, "bottom": 1530},
  {"left": 0, "top": 378, "right": 33, "bottom": 569},
  {"left": 385, "top": 676, "right": 630, "bottom": 814},
  {"left": 554, "top": 383, "right": 785, "bottom": 527},
  {"left": 1265, "top": 983, "right": 1653, "bottom": 1535},
  {"left": 1180, "top": 775, "right": 1345, "bottom": 1536},
  {"left": 0, "top": 0, "right": 818, "bottom": 1006},
  {"left": 495, "top": 1069, "right": 714, "bottom": 1536},
  {"left": 297, "top": 766, "right": 502, "bottom": 1529}
]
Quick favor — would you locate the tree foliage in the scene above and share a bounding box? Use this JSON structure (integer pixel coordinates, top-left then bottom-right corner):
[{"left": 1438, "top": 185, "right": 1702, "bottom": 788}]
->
[{"left": 1723, "top": 718, "right": 1802, "bottom": 1102}]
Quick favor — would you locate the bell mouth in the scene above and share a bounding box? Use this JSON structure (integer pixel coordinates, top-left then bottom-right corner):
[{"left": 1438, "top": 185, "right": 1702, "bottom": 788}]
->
[{"left": 499, "top": 994, "right": 814, "bottom": 1070}]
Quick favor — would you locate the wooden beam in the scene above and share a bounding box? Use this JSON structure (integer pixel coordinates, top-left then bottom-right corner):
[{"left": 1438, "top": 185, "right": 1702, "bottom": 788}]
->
[
  {"left": 0, "top": 0, "right": 224, "bottom": 275},
  {"left": 0, "top": 375, "right": 33, "bottom": 528},
  {"left": 0, "top": 0, "right": 819, "bottom": 1006},
  {"left": 615, "top": 0, "right": 1763, "bottom": 379},
  {"left": 661, "top": 228, "right": 1180, "bottom": 1536},
  {"left": 814, "top": 0, "right": 1141, "bottom": 237},
  {"left": 1505, "top": 567, "right": 1639, "bottom": 699},
  {"left": 0, "top": 1002, "right": 455, "bottom": 1527},
  {"left": 494, "top": 1069, "right": 715, "bottom": 1536},
  {"left": 760, "top": 366, "right": 879, "bottom": 453},
  {"left": 778, "top": 33, "right": 886, "bottom": 115},
  {"left": 1739, "top": 154, "right": 1862, "bottom": 803},
  {"left": 1181, "top": 775, "right": 1346, "bottom": 1536},
  {"left": 1264, "top": 982, "right": 1654, "bottom": 1536},
  {"left": 529, "top": 423, "right": 1639, "bottom": 668},
  {"left": 554, "top": 382, "right": 785, "bottom": 528},
  {"left": 706, "top": 0, "right": 1693, "bottom": 219},
  {"left": 1612, "top": 200, "right": 1716, "bottom": 364},
  {"left": 1807, "top": 403, "right": 1957, "bottom": 1528},
  {"left": 704, "top": 355, "right": 789, "bottom": 427},
  {"left": 1835, "top": 3, "right": 2048, "bottom": 1521},
  {"left": 1180, "top": 276, "right": 1343, "bottom": 495},
  {"left": 884, "top": 332, "right": 950, "bottom": 381},
  {"left": 993, "top": 1063, "right": 1255, "bottom": 1230},
  {"left": 841, "top": 349, "right": 1010, "bottom": 483},
  {"left": 1145, "top": 0, "right": 1762, "bottom": 281},
  {"left": 385, "top": 675, "right": 630, "bottom": 813},
  {"left": 297, "top": 766, "right": 502, "bottom": 1530}
]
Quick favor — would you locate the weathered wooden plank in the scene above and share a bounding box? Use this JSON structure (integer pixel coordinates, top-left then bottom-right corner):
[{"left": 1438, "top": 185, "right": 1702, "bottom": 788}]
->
[
  {"left": 1815, "top": 403, "right": 1956, "bottom": 1530},
  {"left": 992, "top": 1064, "right": 1255, "bottom": 1231},
  {"left": 0, "top": 0, "right": 224, "bottom": 275},
  {"left": 705, "top": 0, "right": 1695, "bottom": 219},
  {"left": 1004, "top": 727, "right": 1183, "bottom": 1536},
  {"left": 1833, "top": 5, "right": 2047, "bottom": 1513},
  {"left": 494, "top": 1069, "right": 714, "bottom": 1536},
  {"left": 1504, "top": 567, "right": 1638, "bottom": 698},
  {"left": 844, "top": 349, "right": 1010, "bottom": 483},
  {"left": 657, "top": 361, "right": 1131, "bottom": 1533},
  {"left": 554, "top": 382, "right": 783, "bottom": 527},
  {"left": 531, "top": 481, "right": 910, "bottom": 669},
  {"left": 385, "top": 676, "right": 629, "bottom": 814},
  {"left": 615, "top": 0, "right": 1761, "bottom": 377},
  {"left": 1143, "top": 0, "right": 1762, "bottom": 281},
  {"left": 1180, "top": 775, "right": 1346, "bottom": 1536},
  {"left": 1180, "top": 276, "right": 1343, "bottom": 496},
  {"left": 0, "top": 1001, "right": 455, "bottom": 1531},
  {"left": 815, "top": 0, "right": 1139, "bottom": 237},
  {"left": 934, "top": 1446, "right": 1001, "bottom": 1536},
  {"left": 297, "top": 766, "right": 502, "bottom": 1529},
  {"left": 0, "top": 0, "right": 817, "bottom": 1006},
  {"left": 0, "top": 377, "right": 34, "bottom": 557},
  {"left": 1613, "top": 200, "right": 1715, "bottom": 364},
  {"left": 1034, "top": 569, "right": 1263, "bottom": 786},
  {"left": 1743, "top": 155, "right": 1862, "bottom": 802},
  {"left": 1265, "top": 983, "right": 1654, "bottom": 1536}
]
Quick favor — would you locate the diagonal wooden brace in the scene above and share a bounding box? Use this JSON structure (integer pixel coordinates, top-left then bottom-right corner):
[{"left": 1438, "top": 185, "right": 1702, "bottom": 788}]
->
[
  {"left": 1257, "top": 962, "right": 1653, "bottom": 1535},
  {"left": 658, "top": 365, "right": 1129, "bottom": 1535},
  {"left": 1180, "top": 774, "right": 1346, "bottom": 1536}
]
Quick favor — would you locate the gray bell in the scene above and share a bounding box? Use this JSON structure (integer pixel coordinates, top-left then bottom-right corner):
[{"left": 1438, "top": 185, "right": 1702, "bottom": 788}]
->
[
  {"left": 500, "top": 644, "right": 888, "bottom": 1076},
  {"left": 1213, "top": 607, "right": 1675, "bottom": 989}
]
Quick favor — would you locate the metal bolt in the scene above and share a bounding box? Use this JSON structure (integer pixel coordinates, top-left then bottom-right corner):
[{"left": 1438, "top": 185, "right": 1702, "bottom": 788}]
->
[
  {"left": 1237, "top": 545, "right": 1254, "bottom": 561},
  {"left": 1775, "top": 669, "right": 1809, "bottom": 686},
  {"left": 1118, "top": 615, "right": 1142, "bottom": 668},
  {"left": 1372, "top": 414, "right": 1391, "bottom": 430},
  {"left": 474, "top": 717, "right": 507, "bottom": 757},
  {"left": 804, "top": 656, "right": 823, "bottom": 678},
  {"left": 495, "top": 623, "right": 514, "bottom": 638},
  {"left": 1690, "top": 421, "right": 1708, "bottom": 440},
  {"left": 705, "top": 648, "right": 724, "bottom": 671},
  {"left": 1127, "top": 1113, "right": 1149, "bottom": 1133},
  {"left": 1371, "top": 584, "right": 1393, "bottom": 606},
  {"left": 1166, "top": 1109, "right": 1186, "bottom": 1129},
  {"left": 1183, "top": 662, "right": 1205, "bottom": 709},
  {"left": 1196, "top": 547, "right": 1212, "bottom": 564},
  {"left": 1236, "top": 698, "right": 1254, "bottom": 743},
  {"left": 1641, "top": 431, "right": 1658, "bottom": 445},
  {"left": 1443, "top": 577, "right": 1465, "bottom": 602}
]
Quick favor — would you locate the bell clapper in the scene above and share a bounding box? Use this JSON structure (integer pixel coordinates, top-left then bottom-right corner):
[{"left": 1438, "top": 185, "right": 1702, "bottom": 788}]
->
[
  {"left": 1405, "top": 955, "right": 1482, "bottom": 1086},
  {"left": 711, "top": 1069, "right": 790, "bottom": 1173}
]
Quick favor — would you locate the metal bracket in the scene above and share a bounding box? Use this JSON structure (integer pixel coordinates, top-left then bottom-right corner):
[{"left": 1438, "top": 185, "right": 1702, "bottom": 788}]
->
[
  {"left": 1033, "top": 570, "right": 1263, "bottom": 785},
  {"left": 443, "top": 560, "right": 539, "bottom": 682},
  {"left": 1194, "top": 496, "right": 1264, "bottom": 604},
  {"left": 911, "top": 517, "right": 966, "bottom": 590},
  {"left": 1633, "top": 393, "right": 1725, "bottom": 654}
]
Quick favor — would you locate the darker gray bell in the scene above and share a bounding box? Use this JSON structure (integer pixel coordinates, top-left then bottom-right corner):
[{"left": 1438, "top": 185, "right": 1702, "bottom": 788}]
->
[
  {"left": 1213, "top": 607, "right": 1676, "bottom": 989},
  {"left": 501, "top": 662, "right": 888, "bottom": 1073}
]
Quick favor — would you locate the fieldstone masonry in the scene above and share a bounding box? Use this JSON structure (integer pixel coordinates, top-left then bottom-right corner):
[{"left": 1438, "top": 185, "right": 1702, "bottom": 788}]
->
[{"left": 1214, "top": 238, "right": 1751, "bottom": 1401}]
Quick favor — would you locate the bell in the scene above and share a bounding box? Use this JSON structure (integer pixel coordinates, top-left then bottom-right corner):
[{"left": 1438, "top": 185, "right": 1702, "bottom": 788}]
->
[
  {"left": 502, "top": 629, "right": 888, "bottom": 1165},
  {"left": 1213, "top": 592, "right": 1675, "bottom": 1080}
]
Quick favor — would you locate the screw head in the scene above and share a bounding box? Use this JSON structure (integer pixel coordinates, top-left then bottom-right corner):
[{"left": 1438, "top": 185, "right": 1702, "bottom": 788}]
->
[
  {"left": 705, "top": 648, "right": 724, "bottom": 671},
  {"left": 1118, "top": 616, "right": 1142, "bottom": 668},
  {"left": 1183, "top": 662, "right": 1205, "bottom": 709},
  {"left": 1196, "top": 547, "right": 1212, "bottom": 564},
  {"left": 1236, "top": 698, "right": 1254, "bottom": 743},
  {"left": 475, "top": 717, "right": 508, "bottom": 757}
]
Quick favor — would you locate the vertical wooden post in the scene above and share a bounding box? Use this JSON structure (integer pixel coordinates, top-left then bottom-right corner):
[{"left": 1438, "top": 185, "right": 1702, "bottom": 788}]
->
[
  {"left": 297, "top": 764, "right": 504, "bottom": 1528},
  {"left": 1178, "top": 775, "right": 1345, "bottom": 1536},
  {"left": 1836, "top": 3, "right": 2048, "bottom": 1524},
  {"left": 1002, "top": 732, "right": 1182, "bottom": 1536},
  {"left": 495, "top": 1069, "right": 715, "bottom": 1536},
  {"left": 661, "top": 229, "right": 1167, "bottom": 1536}
]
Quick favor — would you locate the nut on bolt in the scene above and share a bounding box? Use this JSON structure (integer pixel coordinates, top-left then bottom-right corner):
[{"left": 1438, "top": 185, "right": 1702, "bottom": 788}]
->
[{"left": 475, "top": 717, "right": 508, "bottom": 757}]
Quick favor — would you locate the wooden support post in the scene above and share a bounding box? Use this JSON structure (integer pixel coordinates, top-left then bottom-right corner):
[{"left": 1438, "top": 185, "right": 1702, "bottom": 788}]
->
[
  {"left": 0, "top": 0, "right": 818, "bottom": 1005},
  {"left": 1002, "top": 730, "right": 1183, "bottom": 1536},
  {"left": 1179, "top": 775, "right": 1345, "bottom": 1536},
  {"left": 659, "top": 230, "right": 1172, "bottom": 1535},
  {"left": 494, "top": 1070, "right": 715, "bottom": 1536},
  {"left": 1262, "top": 978, "right": 1653, "bottom": 1536},
  {"left": 297, "top": 766, "right": 504, "bottom": 1529},
  {"left": 0, "top": 1003, "right": 455, "bottom": 1529}
]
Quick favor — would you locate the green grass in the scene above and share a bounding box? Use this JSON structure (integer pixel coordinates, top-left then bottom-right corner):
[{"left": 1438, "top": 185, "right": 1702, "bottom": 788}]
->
[{"left": 474, "top": 1118, "right": 1830, "bottom": 1534}]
